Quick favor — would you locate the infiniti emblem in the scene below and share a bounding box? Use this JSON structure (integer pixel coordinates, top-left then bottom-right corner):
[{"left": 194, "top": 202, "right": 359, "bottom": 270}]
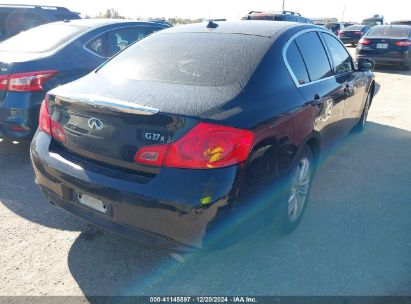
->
[{"left": 88, "top": 118, "right": 104, "bottom": 131}]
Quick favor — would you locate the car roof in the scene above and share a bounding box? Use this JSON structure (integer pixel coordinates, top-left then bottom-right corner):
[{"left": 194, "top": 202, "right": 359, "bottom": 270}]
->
[
  {"left": 371, "top": 24, "right": 411, "bottom": 29},
  {"left": 51, "top": 18, "right": 165, "bottom": 28},
  {"left": 160, "top": 21, "right": 306, "bottom": 38},
  {"left": 0, "top": 4, "right": 72, "bottom": 11}
]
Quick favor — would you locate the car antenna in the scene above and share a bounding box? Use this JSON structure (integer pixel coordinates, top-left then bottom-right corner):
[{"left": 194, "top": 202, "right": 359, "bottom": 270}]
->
[{"left": 207, "top": 20, "right": 219, "bottom": 29}]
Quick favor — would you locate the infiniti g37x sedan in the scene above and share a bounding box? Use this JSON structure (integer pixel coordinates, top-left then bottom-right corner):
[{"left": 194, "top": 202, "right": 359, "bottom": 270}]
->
[{"left": 31, "top": 21, "right": 375, "bottom": 251}]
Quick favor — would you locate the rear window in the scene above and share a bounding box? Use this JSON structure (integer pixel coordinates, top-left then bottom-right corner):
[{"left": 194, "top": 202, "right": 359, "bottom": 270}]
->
[
  {"left": 367, "top": 26, "right": 410, "bottom": 38},
  {"left": 325, "top": 23, "right": 340, "bottom": 31},
  {"left": 98, "top": 33, "right": 271, "bottom": 87},
  {"left": 345, "top": 25, "right": 365, "bottom": 31},
  {"left": 391, "top": 21, "right": 411, "bottom": 26},
  {"left": 246, "top": 15, "right": 276, "bottom": 21},
  {"left": 0, "top": 23, "right": 88, "bottom": 53}
]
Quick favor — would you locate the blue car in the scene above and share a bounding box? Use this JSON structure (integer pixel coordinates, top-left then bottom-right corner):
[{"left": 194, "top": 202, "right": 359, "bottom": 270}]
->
[
  {"left": 0, "top": 19, "right": 169, "bottom": 140},
  {"left": 0, "top": 4, "right": 81, "bottom": 41}
]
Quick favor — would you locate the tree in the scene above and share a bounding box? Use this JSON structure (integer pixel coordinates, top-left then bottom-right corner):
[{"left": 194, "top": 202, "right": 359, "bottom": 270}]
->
[{"left": 96, "top": 8, "right": 126, "bottom": 19}]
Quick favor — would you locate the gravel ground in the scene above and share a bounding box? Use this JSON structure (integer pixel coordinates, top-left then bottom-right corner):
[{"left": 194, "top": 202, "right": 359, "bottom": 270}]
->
[{"left": 0, "top": 48, "right": 410, "bottom": 296}]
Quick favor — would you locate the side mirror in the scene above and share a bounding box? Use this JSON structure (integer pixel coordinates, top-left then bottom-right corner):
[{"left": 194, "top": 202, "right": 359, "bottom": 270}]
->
[{"left": 357, "top": 58, "right": 375, "bottom": 71}]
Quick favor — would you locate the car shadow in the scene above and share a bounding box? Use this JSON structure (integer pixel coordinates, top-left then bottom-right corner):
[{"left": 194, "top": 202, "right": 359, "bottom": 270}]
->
[
  {"left": 374, "top": 65, "right": 411, "bottom": 76},
  {"left": 0, "top": 138, "right": 85, "bottom": 231},
  {"left": 67, "top": 122, "right": 411, "bottom": 296}
]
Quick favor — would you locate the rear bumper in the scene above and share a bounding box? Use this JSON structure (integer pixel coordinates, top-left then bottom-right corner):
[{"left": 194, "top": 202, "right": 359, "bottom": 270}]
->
[
  {"left": 356, "top": 50, "right": 410, "bottom": 66},
  {"left": 30, "top": 131, "right": 242, "bottom": 251},
  {"left": 0, "top": 91, "right": 44, "bottom": 139},
  {"left": 340, "top": 37, "right": 360, "bottom": 44}
]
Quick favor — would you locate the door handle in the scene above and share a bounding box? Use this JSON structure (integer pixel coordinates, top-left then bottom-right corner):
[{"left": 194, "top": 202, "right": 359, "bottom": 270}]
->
[{"left": 310, "top": 94, "right": 323, "bottom": 106}]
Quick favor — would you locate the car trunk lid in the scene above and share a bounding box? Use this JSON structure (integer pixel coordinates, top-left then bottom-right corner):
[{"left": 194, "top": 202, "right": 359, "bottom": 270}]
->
[
  {"left": 361, "top": 37, "right": 410, "bottom": 53},
  {"left": 48, "top": 93, "right": 198, "bottom": 176},
  {"left": 339, "top": 30, "right": 363, "bottom": 38}
]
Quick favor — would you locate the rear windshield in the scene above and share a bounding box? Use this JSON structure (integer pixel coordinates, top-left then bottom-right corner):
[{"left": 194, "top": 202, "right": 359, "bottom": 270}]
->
[
  {"left": 97, "top": 33, "right": 270, "bottom": 87},
  {"left": 0, "top": 23, "right": 88, "bottom": 53},
  {"left": 367, "top": 26, "right": 410, "bottom": 38},
  {"left": 345, "top": 25, "right": 365, "bottom": 31},
  {"left": 325, "top": 23, "right": 339, "bottom": 31},
  {"left": 245, "top": 15, "right": 276, "bottom": 21},
  {"left": 391, "top": 21, "right": 411, "bottom": 26}
]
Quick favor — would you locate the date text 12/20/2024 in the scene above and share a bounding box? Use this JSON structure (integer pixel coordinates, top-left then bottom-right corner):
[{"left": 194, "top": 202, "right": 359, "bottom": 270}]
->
[{"left": 149, "top": 297, "right": 258, "bottom": 303}]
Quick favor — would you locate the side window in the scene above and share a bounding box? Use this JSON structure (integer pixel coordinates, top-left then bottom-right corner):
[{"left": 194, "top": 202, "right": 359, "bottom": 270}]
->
[
  {"left": 19, "top": 13, "right": 44, "bottom": 30},
  {"left": 5, "top": 12, "right": 44, "bottom": 35},
  {"left": 85, "top": 34, "right": 106, "bottom": 57},
  {"left": 107, "top": 27, "right": 154, "bottom": 58},
  {"left": 286, "top": 40, "right": 310, "bottom": 85},
  {"left": 295, "top": 31, "right": 332, "bottom": 82},
  {"left": 321, "top": 33, "right": 353, "bottom": 74}
]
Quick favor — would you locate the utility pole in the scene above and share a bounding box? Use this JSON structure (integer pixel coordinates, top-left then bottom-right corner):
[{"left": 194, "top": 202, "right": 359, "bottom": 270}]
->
[
  {"left": 282, "top": 0, "right": 285, "bottom": 11},
  {"left": 342, "top": 4, "right": 346, "bottom": 22}
]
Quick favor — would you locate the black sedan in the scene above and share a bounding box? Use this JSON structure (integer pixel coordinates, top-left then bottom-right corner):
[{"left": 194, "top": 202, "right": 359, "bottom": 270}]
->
[
  {"left": 0, "top": 19, "right": 169, "bottom": 140},
  {"left": 338, "top": 24, "right": 371, "bottom": 46},
  {"left": 31, "top": 21, "right": 375, "bottom": 251},
  {"left": 356, "top": 25, "right": 411, "bottom": 69}
]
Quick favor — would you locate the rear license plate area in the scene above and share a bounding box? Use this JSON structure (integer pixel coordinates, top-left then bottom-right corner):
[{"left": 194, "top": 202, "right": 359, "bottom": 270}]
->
[
  {"left": 76, "top": 193, "right": 109, "bottom": 214},
  {"left": 376, "top": 43, "right": 388, "bottom": 49}
]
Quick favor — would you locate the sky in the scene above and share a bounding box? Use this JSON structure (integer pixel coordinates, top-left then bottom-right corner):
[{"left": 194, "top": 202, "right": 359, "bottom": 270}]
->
[{"left": 1, "top": 0, "right": 410, "bottom": 23}]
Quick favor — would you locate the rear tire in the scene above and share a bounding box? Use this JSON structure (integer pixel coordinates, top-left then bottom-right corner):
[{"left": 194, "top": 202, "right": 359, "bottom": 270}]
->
[
  {"left": 274, "top": 145, "right": 314, "bottom": 234},
  {"left": 353, "top": 89, "right": 371, "bottom": 133}
]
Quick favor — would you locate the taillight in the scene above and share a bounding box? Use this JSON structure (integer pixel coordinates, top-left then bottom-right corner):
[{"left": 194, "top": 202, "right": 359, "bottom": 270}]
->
[
  {"left": 39, "top": 99, "right": 51, "bottom": 136},
  {"left": 395, "top": 40, "right": 411, "bottom": 47},
  {"left": 358, "top": 38, "right": 371, "bottom": 45},
  {"left": 7, "top": 70, "right": 58, "bottom": 92},
  {"left": 38, "top": 96, "right": 65, "bottom": 142},
  {"left": 134, "top": 123, "right": 254, "bottom": 169},
  {"left": 0, "top": 75, "right": 8, "bottom": 91}
]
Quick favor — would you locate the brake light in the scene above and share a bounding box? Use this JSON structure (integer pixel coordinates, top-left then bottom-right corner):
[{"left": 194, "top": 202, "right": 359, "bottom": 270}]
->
[
  {"left": 395, "top": 40, "right": 411, "bottom": 47},
  {"left": 6, "top": 70, "right": 58, "bottom": 92},
  {"left": 38, "top": 97, "right": 65, "bottom": 142},
  {"left": 39, "top": 99, "right": 51, "bottom": 136},
  {"left": 0, "top": 75, "right": 8, "bottom": 91},
  {"left": 338, "top": 31, "right": 344, "bottom": 37},
  {"left": 359, "top": 38, "right": 371, "bottom": 45},
  {"left": 134, "top": 123, "right": 254, "bottom": 169}
]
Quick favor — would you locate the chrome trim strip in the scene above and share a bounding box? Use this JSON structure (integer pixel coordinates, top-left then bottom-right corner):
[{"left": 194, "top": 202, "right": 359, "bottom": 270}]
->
[{"left": 57, "top": 94, "right": 160, "bottom": 115}]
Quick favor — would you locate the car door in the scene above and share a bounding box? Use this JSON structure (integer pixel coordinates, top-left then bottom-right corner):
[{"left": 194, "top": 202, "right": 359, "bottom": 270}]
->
[
  {"left": 287, "top": 30, "right": 345, "bottom": 149},
  {"left": 321, "top": 32, "right": 368, "bottom": 130}
]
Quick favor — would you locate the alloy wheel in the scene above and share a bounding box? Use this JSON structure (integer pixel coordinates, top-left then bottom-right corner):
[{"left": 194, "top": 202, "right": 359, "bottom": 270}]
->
[{"left": 288, "top": 157, "right": 311, "bottom": 222}]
